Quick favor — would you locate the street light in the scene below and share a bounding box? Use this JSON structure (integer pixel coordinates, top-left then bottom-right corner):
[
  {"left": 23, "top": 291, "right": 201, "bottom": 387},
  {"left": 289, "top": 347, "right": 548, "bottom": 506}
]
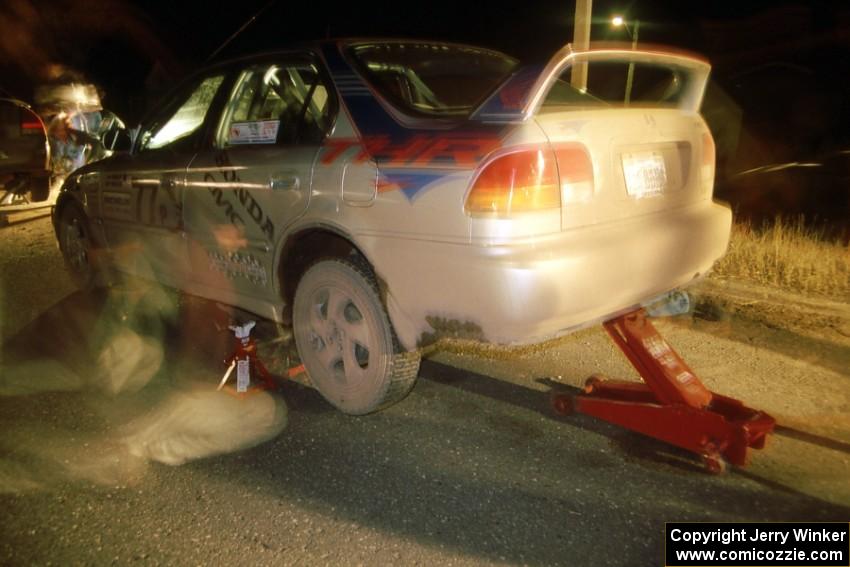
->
[
  {"left": 611, "top": 14, "right": 639, "bottom": 44},
  {"left": 612, "top": 15, "right": 640, "bottom": 105}
]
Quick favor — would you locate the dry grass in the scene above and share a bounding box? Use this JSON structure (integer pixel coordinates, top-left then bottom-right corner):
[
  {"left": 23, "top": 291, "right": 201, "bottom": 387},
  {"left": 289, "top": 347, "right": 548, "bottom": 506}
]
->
[{"left": 712, "top": 218, "right": 850, "bottom": 301}]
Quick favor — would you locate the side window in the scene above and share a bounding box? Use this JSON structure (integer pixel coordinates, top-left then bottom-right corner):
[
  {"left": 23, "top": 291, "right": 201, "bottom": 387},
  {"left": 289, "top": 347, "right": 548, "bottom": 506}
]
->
[
  {"left": 218, "top": 62, "right": 332, "bottom": 147},
  {"left": 140, "top": 74, "right": 225, "bottom": 151},
  {"left": 297, "top": 69, "right": 331, "bottom": 144}
]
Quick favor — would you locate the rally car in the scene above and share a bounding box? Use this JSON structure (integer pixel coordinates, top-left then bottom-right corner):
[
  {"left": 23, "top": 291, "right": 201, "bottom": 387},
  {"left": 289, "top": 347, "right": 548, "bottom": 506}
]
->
[{"left": 54, "top": 39, "right": 730, "bottom": 414}]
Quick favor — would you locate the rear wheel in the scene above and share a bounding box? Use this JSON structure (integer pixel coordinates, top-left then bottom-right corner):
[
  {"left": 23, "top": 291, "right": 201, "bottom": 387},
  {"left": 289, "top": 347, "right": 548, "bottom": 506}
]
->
[{"left": 293, "top": 258, "right": 419, "bottom": 415}]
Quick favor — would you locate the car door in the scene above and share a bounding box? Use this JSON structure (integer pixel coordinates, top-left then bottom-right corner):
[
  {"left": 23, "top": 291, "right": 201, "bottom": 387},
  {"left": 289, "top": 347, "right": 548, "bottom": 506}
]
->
[
  {"left": 183, "top": 55, "right": 334, "bottom": 302},
  {"left": 100, "top": 72, "right": 228, "bottom": 286}
]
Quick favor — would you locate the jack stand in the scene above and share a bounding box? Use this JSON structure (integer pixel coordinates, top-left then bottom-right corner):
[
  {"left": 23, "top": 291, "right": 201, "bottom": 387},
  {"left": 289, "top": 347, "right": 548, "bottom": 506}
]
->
[
  {"left": 217, "top": 321, "right": 277, "bottom": 396},
  {"left": 552, "top": 309, "right": 775, "bottom": 473}
]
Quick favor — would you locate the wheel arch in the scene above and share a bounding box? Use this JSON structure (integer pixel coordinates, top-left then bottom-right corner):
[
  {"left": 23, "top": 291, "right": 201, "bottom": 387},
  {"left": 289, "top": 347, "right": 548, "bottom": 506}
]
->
[
  {"left": 53, "top": 190, "right": 87, "bottom": 241},
  {"left": 278, "top": 224, "right": 420, "bottom": 352},
  {"left": 278, "top": 225, "right": 376, "bottom": 322}
]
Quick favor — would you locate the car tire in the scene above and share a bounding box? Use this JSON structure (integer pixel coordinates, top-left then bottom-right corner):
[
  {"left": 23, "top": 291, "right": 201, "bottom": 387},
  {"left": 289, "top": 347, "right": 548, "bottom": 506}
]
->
[
  {"left": 57, "top": 204, "right": 105, "bottom": 290},
  {"left": 293, "top": 258, "right": 419, "bottom": 415}
]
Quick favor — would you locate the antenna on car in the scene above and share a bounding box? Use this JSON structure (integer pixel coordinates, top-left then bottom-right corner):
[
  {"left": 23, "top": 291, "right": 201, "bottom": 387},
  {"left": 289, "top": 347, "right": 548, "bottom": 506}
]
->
[{"left": 206, "top": 0, "right": 277, "bottom": 62}]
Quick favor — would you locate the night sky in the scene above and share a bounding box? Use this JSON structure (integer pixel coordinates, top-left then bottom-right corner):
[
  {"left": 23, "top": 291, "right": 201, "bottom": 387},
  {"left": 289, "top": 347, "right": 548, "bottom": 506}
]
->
[
  {"left": 131, "top": 0, "right": 847, "bottom": 58},
  {"left": 2, "top": 0, "right": 848, "bottom": 121},
  {"left": 103, "top": 0, "right": 850, "bottom": 118}
]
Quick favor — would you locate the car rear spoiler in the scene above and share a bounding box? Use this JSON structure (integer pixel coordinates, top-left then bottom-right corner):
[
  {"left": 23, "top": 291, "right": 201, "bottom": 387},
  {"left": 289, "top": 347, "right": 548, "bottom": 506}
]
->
[{"left": 470, "top": 43, "right": 711, "bottom": 123}]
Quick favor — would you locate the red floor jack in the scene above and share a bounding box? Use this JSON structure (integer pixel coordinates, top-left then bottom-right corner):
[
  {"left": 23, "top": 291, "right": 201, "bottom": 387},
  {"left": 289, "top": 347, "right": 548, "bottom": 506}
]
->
[{"left": 552, "top": 306, "right": 776, "bottom": 473}]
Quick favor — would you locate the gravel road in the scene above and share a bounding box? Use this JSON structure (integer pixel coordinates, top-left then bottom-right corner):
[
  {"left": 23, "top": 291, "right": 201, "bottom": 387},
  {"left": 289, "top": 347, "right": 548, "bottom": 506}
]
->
[{"left": 1, "top": 217, "right": 848, "bottom": 566}]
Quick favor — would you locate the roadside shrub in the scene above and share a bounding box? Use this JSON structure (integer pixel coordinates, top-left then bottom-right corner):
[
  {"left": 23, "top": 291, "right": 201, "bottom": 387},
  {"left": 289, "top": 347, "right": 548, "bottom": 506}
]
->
[{"left": 712, "top": 217, "right": 850, "bottom": 300}]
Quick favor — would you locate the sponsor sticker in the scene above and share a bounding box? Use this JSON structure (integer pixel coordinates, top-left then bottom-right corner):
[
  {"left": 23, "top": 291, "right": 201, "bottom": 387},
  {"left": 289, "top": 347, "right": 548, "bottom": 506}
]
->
[
  {"left": 228, "top": 120, "right": 280, "bottom": 145},
  {"left": 102, "top": 191, "right": 133, "bottom": 221}
]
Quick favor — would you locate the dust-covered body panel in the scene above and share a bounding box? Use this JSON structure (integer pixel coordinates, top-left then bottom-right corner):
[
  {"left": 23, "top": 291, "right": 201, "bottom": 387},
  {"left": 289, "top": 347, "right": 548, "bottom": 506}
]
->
[{"left": 53, "top": 39, "right": 730, "bottom": 412}]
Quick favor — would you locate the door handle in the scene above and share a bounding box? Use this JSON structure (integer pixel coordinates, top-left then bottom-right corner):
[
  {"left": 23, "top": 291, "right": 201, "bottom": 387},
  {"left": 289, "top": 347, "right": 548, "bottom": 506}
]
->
[{"left": 269, "top": 173, "right": 300, "bottom": 191}]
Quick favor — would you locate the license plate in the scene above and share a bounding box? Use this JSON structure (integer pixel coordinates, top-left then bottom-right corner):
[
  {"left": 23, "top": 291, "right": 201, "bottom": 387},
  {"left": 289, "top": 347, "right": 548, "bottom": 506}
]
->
[{"left": 622, "top": 152, "right": 667, "bottom": 197}]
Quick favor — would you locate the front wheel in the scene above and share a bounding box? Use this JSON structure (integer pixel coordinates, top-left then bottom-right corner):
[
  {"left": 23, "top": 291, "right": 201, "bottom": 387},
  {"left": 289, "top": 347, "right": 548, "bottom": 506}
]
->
[
  {"left": 57, "top": 204, "right": 103, "bottom": 289},
  {"left": 293, "top": 258, "right": 419, "bottom": 415}
]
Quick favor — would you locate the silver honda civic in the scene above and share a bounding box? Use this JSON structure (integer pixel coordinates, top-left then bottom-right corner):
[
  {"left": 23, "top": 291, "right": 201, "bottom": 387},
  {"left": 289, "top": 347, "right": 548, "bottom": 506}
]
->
[{"left": 54, "top": 39, "right": 731, "bottom": 414}]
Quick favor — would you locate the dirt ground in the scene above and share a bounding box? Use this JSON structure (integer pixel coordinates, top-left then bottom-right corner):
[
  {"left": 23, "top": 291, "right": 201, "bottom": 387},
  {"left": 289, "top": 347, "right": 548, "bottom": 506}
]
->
[
  {"left": 3, "top": 217, "right": 849, "bottom": 477},
  {"left": 0, "top": 211, "right": 75, "bottom": 343},
  {"left": 1, "top": 216, "right": 848, "bottom": 565},
  {"left": 429, "top": 282, "right": 850, "bottom": 506}
]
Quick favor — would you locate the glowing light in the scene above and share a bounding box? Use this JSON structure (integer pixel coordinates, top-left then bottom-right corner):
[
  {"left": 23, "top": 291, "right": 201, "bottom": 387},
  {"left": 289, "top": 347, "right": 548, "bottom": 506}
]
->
[{"left": 612, "top": 16, "right": 624, "bottom": 27}]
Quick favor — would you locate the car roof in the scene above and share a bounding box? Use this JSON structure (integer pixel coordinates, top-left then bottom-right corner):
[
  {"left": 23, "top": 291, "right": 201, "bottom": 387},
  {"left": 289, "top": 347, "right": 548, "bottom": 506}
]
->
[{"left": 208, "top": 37, "right": 512, "bottom": 68}]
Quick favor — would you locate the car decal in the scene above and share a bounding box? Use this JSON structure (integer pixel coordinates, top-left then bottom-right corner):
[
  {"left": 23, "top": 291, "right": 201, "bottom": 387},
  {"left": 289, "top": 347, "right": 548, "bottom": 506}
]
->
[
  {"left": 102, "top": 191, "right": 133, "bottom": 221},
  {"left": 206, "top": 183, "right": 246, "bottom": 229},
  {"left": 199, "top": 151, "right": 276, "bottom": 241},
  {"left": 207, "top": 249, "right": 268, "bottom": 287},
  {"left": 471, "top": 64, "right": 545, "bottom": 122},
  {"left": 228, "top": 120, "right": 280, "bottom": 145},
  {"left": 376, "top": 170, "right": 450, "bottom": 201},
  {"left": 320, "top": 45, "right": 512, "bottom": 202},
  {"left": 321, "top": 134, "right": 503, "bottom": 201},
  {"left": 321, "top": 134, "right": 503, "bottom": 168}
]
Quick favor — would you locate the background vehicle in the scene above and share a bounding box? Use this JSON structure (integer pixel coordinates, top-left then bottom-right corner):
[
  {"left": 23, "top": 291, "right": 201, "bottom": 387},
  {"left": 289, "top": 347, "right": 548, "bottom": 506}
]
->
[
  {"left": 53, "top": 40, "right": 730, "bottom": 415},
  {"left": 1, "top": 89, "right": 127, "bottom": 213},
  {"left": 0, "top": 98, "right": 51, "bottom": 206}
]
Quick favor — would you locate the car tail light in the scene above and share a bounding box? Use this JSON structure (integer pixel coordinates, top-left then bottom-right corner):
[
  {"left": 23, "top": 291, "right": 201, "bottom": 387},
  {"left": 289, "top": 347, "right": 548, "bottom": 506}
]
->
[
  {"left": 20, "top": 108, "right": 43, "bottom": 135},
  {"left": 465, "top": 144, "right": 593, "bottom": 216}
]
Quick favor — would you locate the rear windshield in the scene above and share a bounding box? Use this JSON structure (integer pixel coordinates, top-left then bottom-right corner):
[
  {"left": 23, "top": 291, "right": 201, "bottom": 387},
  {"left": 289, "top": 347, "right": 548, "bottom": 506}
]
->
[
  {"left": 544, "top": 60, "right": 695, "bottom": 108},
  {"left": 347, "top": 42, "right": 518, "bottom": 118}
]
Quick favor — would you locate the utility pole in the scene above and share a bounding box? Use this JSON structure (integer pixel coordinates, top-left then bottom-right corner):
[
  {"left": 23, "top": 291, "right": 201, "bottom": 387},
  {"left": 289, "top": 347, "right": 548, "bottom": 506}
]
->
[
  {"left": 570, "top": 0, "right": 592, "bottom": 90},
  {"left": 624, "top": 19, "right": 639, "bottom": 105}
]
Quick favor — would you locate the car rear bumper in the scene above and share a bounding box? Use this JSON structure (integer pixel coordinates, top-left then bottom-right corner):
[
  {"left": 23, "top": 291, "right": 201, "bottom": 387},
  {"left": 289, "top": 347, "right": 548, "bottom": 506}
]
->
[{"left": 361, "top": 200, "right": 732, "bottom": 350}]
